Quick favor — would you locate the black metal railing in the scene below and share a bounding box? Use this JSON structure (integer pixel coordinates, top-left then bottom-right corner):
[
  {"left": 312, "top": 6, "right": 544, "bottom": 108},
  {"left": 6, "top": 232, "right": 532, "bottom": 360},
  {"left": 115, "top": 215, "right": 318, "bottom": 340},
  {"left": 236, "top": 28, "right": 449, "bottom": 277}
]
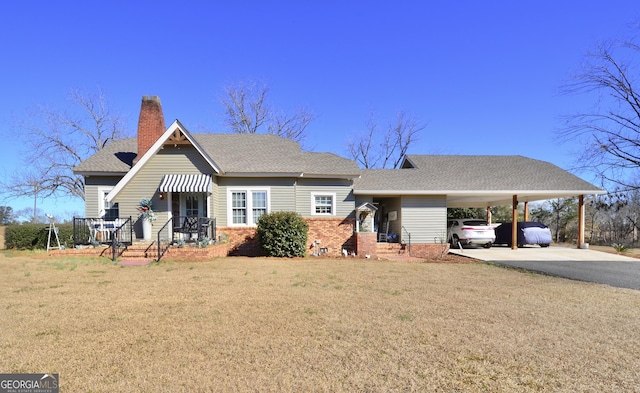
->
[
  {"left": 157, "top": 217, "right": 174, "bottom": 262},
  {"left": 172, "top": 216, "right": 215, "bottom": 243},
  {"left": 110, "top": 217, "right": 133, "bottom": 261},
  {"left": 156, "top": 216, "right": 217, "bottom": 262},
  {"left": 401, "top": 226, "right": 411, "bottom": 256},
  {"left": 73, "top": 216, "right": 133, "bottom": 246}
]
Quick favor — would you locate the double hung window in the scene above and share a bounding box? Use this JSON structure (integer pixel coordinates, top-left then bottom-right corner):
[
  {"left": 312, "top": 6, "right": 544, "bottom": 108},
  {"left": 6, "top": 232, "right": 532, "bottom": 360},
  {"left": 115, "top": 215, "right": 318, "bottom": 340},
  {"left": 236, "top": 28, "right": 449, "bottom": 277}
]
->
[{"left": 229, "top": 189, "right": 269, "bottom": 225}]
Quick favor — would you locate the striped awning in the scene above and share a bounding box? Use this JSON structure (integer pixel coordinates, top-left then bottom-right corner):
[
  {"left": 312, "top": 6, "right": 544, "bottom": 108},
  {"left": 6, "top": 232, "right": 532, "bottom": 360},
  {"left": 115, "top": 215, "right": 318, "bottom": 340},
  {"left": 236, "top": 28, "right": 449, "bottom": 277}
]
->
[{"left": 158, "top": 174, "right": 212, "bottom": 193}]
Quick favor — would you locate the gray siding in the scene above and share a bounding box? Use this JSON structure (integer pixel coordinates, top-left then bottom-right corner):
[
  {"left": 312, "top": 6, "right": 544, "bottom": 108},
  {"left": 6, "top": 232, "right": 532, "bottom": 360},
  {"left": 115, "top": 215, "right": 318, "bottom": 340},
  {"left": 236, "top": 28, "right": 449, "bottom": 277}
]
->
[
  {"left": 215, "top": 177, "right": 355, "bottom": 226},
  {"left": 84, "top": 176, "right": 123, "bottom": 217},
  {"left": 295, "top": 178, "right": 355, "bottom": 218},
  {"left": 113, "top": 146, "right": 215, "bottom": 237},
  {"left": 400, "top": 196, "right": 447, "bottom": 243},
  {"left": 215, "top": 177, "right": 296, "bottom": 225}
]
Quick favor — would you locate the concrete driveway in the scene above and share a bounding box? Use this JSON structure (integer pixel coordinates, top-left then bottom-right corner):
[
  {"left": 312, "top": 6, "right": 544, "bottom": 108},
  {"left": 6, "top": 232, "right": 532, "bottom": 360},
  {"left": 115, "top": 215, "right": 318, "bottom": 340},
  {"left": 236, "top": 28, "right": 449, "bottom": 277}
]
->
[{"left": 450, "top": 245, "right": 640, "bottom": 290}]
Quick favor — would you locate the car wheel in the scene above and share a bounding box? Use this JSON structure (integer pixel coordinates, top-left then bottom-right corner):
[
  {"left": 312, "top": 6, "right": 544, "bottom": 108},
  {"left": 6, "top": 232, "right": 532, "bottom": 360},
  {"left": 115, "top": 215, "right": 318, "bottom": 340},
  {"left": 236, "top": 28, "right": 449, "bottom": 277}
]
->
[
  {"left": 483, "top": 242, "right": 492, "bottom": 249},
  {"left": 450, "top": 235, "right": 460, "bottom": 248},
  {"left": 540, "top": 244, "right": 550, "bottom": 248}
]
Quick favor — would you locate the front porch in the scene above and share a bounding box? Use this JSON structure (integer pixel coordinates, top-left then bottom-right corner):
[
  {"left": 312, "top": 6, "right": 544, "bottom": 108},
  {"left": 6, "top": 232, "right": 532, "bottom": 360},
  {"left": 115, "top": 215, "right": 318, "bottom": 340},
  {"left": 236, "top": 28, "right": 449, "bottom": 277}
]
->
[{"left": 72, "top": 215, "right": 217, "bottom": 262}]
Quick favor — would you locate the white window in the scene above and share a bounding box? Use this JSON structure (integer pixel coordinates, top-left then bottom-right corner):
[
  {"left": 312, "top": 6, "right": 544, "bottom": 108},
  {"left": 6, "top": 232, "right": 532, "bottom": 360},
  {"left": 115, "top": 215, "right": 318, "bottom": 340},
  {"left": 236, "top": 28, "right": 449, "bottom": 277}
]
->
[
  {"left": 98, "top": 187, "right": 119, "bottom": 219},
  {"left": 185, "top": 194, "right": 201, "bottom": 217},
  {"left": 228, "top": 188, "right": 270, "bottom": 226},
  {"left": 312, "top": 193, "right": 336, "bottom": 215}
]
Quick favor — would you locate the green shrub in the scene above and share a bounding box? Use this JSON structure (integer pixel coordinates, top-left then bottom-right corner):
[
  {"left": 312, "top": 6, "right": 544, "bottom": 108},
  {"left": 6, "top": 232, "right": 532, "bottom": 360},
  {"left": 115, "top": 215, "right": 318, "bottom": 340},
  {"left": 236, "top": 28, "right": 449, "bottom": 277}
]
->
[
  {"left": 612, "top": 243, "right": 629, "bottom": 253},
  {"left": 257, "top": 212, "right": 308, "bottom": 257},
  {"left": 4, "top": 223, "right": 75, "bottom": 250}
]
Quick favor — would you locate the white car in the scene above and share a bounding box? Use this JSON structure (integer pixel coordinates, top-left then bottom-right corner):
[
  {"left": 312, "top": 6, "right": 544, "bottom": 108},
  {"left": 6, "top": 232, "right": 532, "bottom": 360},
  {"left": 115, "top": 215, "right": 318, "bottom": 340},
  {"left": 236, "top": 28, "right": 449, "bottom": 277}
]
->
[{"left": 447, "top": 219, "right": 496, "bottom": 248}]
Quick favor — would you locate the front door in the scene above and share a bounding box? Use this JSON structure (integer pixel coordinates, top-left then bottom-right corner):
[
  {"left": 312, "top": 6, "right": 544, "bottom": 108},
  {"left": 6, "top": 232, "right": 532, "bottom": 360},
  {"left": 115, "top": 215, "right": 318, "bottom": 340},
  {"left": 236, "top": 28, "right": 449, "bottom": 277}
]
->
[
  {"left": 171, "top": 192, "right": 207, "bottom": 221},
  {"left": 171, "top": 192, "right": 208, "bottom": 240}
]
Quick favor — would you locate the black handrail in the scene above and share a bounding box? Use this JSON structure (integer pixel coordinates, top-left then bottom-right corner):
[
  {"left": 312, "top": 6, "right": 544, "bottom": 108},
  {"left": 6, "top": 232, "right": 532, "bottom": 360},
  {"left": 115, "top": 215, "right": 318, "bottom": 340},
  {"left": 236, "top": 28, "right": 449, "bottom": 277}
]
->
[
  {"left": 156, "top": 216, "right": 217, "bottom": 262},
  {"left": 73, "top": 216, "right": 132, "bottom": 247},
  {"left": 110, "top": 217, "right": 133, "bottom": 261},
  {"left": 157, "top": 217, "right": 174, "bottom": 262},
  {"left": 401, "top": 226, "right": 411, "bottom": 256}
]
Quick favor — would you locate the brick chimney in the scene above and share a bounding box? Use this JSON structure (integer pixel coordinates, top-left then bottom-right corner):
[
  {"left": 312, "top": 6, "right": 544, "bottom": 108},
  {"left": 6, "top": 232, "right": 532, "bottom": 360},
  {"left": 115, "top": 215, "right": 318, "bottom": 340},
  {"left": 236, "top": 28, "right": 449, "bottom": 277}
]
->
[{"left": 135, "top": 96, "right": 166, "bottom": 164}]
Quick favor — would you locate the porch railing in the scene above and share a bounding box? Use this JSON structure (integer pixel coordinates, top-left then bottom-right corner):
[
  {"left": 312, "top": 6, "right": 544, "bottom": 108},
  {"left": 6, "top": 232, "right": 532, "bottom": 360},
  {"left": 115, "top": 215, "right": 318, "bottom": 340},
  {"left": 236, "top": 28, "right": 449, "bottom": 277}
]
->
[
  {"left": 172, "top": 216, "right": 215, "bottom": 243},
  {"left": 73, "top": 216, "right": 133, "bottom": 246},
  {"left": 110, "top": 217, "right": 133, "bottom": 261},
  {"left": 157, "top": 217, "right": 174, "bottom": 262},
  {"left": 157, "top": 216, "right": 217, "bottom": 262},
  {"left": 401, "top": 226, "right": 411, "bottom": 256}
]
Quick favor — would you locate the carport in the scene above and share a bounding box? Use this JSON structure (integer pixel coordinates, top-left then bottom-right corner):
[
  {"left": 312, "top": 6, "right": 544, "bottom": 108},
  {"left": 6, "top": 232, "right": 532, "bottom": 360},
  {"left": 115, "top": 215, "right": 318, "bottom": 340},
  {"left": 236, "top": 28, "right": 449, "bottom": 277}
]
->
[{"left": 354, "top": 155, "right": 606, "bottom": 250}]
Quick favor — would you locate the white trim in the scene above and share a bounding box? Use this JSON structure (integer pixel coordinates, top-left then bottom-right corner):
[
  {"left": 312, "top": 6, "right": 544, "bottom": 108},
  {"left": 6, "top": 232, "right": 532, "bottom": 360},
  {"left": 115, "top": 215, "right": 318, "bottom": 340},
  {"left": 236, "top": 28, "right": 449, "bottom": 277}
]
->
[
  {"left": 226, "top": 187, "right": 271, "bottom": 226},
  {"left": 354, "top": 189, "right": 606, "bottom": 195},
  {"left": 221, "top": 172, "right": 360, "bottom": 179},
  {"left": 97, "top": 186, "right": 113, "bottom": 217},
  {"left": 105, "top": 120, "right": 220, "bottom": 202},
  {"left": 311, "top": 192, "right": 336, "bottom": 216}
]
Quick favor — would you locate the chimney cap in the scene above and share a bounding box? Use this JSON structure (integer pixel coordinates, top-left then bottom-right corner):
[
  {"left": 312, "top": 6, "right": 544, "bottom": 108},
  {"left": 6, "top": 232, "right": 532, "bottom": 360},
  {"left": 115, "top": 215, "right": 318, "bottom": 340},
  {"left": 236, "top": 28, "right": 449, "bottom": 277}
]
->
[{"left": 142, "top": 95, "right": 161, "bottom": 104}]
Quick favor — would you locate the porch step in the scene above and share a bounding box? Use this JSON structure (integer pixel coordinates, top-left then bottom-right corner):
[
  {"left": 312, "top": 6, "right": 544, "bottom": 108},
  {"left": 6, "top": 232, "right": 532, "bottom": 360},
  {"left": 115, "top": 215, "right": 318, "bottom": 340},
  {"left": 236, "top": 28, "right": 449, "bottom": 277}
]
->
[
  {"left": 121, "top": 243, "right": 159, "bottom": 259},
  {"left": 376, "top": 242, "right": 407, "bottom": 256}
]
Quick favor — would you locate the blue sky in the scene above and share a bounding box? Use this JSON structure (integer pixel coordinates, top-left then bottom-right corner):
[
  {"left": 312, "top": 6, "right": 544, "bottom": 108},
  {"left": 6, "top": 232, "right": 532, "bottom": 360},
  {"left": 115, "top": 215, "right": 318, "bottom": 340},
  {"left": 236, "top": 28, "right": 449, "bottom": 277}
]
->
[{"left": 1, "top": 1, "right": 638, "bottom": 220}]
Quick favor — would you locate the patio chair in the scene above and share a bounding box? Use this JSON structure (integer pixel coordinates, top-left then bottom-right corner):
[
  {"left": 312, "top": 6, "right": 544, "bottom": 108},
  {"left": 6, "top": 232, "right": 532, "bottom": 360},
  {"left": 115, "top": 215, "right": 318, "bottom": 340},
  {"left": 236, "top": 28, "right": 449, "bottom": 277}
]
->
[{"left": 174, "top": 216, "right": 200, "bottom": 241}]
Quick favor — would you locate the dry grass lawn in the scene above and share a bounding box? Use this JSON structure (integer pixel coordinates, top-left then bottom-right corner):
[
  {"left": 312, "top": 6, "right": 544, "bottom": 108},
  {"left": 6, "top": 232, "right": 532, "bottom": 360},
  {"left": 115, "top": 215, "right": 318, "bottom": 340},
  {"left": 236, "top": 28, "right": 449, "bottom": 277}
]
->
[{"left": 1, "top": 251, "right": 639, "bottom": 392}]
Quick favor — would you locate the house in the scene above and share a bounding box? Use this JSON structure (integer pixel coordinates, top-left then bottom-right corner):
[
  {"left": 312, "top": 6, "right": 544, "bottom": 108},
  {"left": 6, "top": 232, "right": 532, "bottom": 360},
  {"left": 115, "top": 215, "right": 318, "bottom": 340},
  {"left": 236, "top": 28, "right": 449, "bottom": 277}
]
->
[{"left": 73, "top": 96, "right": 605, "bottom": 258}]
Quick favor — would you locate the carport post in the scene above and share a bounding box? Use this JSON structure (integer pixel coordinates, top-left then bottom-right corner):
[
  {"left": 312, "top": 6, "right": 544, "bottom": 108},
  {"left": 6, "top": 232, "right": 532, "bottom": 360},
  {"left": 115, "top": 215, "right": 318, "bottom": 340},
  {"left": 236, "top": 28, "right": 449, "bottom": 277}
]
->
[
  {"left": 578, "top": 194, "right": 585, "bottom": 249},
  {"left": 512, "top": 195, "right": 518, "bottom": 250}
]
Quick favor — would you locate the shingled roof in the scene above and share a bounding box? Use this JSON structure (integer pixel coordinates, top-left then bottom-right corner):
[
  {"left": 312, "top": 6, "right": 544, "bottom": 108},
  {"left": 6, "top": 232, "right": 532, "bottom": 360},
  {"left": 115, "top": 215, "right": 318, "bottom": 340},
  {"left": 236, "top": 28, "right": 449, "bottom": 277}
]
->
[
  {"left": 73, "top": 132, "right": 360, "bottom": 178},
  {"left": 353, "top": 155, "right": 604, "bottom": 207}
]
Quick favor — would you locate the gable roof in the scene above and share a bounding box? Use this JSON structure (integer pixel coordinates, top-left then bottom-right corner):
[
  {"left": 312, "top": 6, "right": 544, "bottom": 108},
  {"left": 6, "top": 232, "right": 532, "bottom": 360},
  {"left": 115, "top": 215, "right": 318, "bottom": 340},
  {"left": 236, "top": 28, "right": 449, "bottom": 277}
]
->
[
  {"left": 354, "top": 155, "right": 605, "bottom": 207},
  {"left": 191, "top": 134, "right": 359, "bottom": 177},
  {"left": 73, "top": 121, "right": 361, "bottom": 178}
]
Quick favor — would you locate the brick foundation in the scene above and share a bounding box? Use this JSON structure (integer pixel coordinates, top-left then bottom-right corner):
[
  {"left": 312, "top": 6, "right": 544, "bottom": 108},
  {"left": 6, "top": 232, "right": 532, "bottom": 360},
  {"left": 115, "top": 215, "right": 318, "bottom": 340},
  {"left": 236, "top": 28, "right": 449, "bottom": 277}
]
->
[
  {"left": 355, "top": 232, "right": 378, "bottom": 258},
  {"left": 218, "top": 217, "right": 356, "bottom": 257},
  {"left": 305, "top": 217, "right": 355, "bottom": 257},
  {"left": 406, "top": 243, "right": 450, "bottom": 259}
]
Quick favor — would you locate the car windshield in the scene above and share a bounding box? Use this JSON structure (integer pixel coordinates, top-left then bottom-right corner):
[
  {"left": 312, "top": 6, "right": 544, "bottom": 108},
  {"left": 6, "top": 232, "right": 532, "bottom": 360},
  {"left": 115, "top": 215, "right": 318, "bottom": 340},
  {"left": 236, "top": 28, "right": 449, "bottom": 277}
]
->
[{"left": 462, "top": 220, "right": 488, "bottom": 226}]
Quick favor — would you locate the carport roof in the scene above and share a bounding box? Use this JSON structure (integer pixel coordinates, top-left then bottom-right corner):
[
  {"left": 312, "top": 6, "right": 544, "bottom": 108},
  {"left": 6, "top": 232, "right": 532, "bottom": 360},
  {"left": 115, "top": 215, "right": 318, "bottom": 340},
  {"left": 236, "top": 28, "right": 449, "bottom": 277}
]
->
[{"left": 353, "top": 155, "right": 605, "bottom": 207}]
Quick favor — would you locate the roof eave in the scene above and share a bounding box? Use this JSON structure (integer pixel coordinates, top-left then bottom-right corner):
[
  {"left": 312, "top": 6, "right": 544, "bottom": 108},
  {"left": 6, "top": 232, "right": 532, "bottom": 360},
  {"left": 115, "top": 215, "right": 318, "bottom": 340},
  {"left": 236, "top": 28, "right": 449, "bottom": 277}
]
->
[
  {"left": 354, "top": 189, "right": 606, "bottom": 196},
  {"left": 74, "top": 170, "right": 130, "bottom": 177},
  {"left": 220, "top": 172, "right": 360, "bottom": 179}
]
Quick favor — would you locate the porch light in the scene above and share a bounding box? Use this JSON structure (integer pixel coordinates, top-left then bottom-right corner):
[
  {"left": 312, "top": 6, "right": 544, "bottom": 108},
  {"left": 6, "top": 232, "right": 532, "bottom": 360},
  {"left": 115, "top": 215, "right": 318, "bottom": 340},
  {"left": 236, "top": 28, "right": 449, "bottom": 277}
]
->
[{"left": 159, "top": 192, "right": 165, "bottom": 200}]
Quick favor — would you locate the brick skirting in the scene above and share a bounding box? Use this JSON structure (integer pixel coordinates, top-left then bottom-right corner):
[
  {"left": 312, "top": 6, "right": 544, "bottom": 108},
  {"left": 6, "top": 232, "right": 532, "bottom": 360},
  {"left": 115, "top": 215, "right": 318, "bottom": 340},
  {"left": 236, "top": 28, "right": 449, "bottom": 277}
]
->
[
  {"left": 218, "top": 217, "right": 356, "bottom": 257},
  {"left": 406, "top": 243, "right": 450, "bottom": 259}
]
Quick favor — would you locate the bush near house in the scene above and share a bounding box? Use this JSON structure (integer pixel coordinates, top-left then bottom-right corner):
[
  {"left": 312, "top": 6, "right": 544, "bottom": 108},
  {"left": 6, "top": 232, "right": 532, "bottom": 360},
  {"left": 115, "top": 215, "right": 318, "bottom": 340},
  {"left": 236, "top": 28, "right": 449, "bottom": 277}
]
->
[
  {"left": 257, "top": 211, "right": 308, "bottom": 257},
  {"left": 4, "top": 223, "right": 74, "bottom": 250}
]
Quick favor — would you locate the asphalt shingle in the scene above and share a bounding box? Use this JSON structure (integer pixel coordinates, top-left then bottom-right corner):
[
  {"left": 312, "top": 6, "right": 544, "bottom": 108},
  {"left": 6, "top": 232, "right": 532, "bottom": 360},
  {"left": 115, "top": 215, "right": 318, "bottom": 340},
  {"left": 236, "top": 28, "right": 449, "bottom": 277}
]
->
[{"left": 353, "top": 155, "right": 602, "bottom": 192}]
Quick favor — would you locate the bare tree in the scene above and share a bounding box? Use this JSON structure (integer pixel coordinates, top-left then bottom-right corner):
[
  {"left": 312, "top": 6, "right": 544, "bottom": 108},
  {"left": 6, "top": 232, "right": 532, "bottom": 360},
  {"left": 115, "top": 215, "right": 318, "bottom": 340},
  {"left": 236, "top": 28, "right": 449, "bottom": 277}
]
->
[
  {"left": 220, "top": 80, "right": 315, "bottom": 146},
  {"left": 7, "top": 88, "right": 128, "bottom": 200},
  {"left": 4, "top": 170, "right": 49, "bottom": 223},
  {"left": 560, "top": 32, "right": 640, "bottom": 188},
  {"left": 347, "top": 115, "right": 380, "bottom": 168},
  {"left": 221, "top": 80, "right": 269, "bottom": 134},
  {"left": 268, "top": 107, "right": 315, "bottom": 143},
  {"left": 347, "top": 111, "right": 424, "bottom": 169}
]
